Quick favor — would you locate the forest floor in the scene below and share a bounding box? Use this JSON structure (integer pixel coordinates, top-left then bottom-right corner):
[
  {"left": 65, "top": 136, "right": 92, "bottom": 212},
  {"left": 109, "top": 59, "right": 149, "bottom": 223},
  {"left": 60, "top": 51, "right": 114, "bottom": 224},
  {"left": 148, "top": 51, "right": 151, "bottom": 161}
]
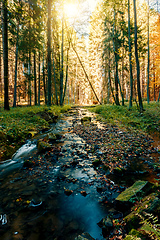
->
[{"left": 0, "top": 104, "right": 160, "bottom": 239}]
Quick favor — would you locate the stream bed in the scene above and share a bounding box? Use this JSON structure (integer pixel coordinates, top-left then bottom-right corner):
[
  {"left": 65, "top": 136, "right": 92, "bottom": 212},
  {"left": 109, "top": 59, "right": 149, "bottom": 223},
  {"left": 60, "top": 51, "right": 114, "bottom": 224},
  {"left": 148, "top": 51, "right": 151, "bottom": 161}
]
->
[{"left": 0, "top": 108, "right": 160, "bottom": 240}]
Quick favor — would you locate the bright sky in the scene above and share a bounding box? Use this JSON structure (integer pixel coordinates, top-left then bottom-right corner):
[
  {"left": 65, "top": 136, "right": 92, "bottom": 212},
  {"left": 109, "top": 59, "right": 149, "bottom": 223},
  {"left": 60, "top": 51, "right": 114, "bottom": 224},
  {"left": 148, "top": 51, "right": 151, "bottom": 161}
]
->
[{"left": 64, "top": 0, "right": 98, "bottom": 37}]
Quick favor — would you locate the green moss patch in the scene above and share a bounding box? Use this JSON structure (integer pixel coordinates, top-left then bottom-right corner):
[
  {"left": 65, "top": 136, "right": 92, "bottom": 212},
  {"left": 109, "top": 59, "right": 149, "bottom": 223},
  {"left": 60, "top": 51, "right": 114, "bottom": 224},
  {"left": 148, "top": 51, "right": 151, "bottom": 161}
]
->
[{"left": 116, "top": 181, "right": 148, "bottom": 202}]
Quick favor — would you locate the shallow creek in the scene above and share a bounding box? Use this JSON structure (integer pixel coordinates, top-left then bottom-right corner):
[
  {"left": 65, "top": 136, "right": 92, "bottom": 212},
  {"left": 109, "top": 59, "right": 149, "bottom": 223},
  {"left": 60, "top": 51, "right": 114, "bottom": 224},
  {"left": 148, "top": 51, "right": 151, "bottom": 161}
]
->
[{"left": 0, "top": 108, "right": 159, "bottom": 240}]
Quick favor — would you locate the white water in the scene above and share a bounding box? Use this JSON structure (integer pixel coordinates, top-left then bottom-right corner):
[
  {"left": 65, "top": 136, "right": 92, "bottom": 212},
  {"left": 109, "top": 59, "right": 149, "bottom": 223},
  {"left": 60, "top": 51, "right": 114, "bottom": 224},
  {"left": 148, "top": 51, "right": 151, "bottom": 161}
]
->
[
  {"left": 0, "top": 140, "right": 37, "bottom": 177},
  {"left": 12, "top": 140, "right": 37, "bottom": 160}
]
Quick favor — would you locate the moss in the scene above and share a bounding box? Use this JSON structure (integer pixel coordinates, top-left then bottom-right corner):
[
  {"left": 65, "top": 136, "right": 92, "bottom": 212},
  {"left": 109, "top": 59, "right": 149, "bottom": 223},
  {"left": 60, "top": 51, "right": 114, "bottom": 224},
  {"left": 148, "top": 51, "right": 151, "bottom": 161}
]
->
[
  {"left": 0, "top": 105, "right": 71, "bottom": 161},
  {"left": 81, "top": 116, "right": 92, "bottom": 124},
  {"left": 124, "top": 229, "right": 146, "bottom": 240},
  {"left": 116, "top": 180, "right": 148, "bottom": 202}
]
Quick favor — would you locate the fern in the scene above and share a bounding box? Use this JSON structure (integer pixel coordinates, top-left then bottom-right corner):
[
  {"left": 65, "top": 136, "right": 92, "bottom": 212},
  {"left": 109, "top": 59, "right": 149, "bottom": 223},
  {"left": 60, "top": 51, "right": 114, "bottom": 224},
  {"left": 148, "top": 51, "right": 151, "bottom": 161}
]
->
[{"left": 136, "top": 212, "right": 160, "bottom": 239}]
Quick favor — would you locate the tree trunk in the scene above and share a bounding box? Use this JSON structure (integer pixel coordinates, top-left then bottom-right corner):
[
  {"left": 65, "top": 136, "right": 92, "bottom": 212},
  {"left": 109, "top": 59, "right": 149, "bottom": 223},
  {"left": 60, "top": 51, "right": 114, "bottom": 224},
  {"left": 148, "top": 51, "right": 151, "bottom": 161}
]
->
[
  {"left": 113, "top": 9, "right": 120, "bottom": 106},
  {"left": 133, "top": 0, "right": 143, "bottom": 111},
  {"left": 71, "top": 41, "right": 101, "bottom": 105},
  {"left": 2, "top": 0, "right": 9, "bottom": 110},
  {"left": 34, "top": 51, "right": 37, "bottom": 105},
  {"left": 62, "top": 46, "right": 70, "bottom": 104},
  {"left": 60, "top": 16, "right": 64, "bottom": 106},
  {"left": 13, "top": 24, "right": 19, "bottom": 107},
  {"left": 52, "top": 52, "right": 58, "bottom": 105},
  {"left": 38, "top": 52, "right": 40, "bottom": 105},
  {"left": 42, "top": 51, "right": 47, "bottom": 105},
  {"left": 147, "top": 0, "right": 150, "bottom": 104},
  {"left": 128, "top": 0, "right": 133, "bottom": 108},
  {"left": 47, "top": 0, "right": 52, "bottom": 106},
  {"left": 28, "top": 51, "right": 31, "bottom": 106}
]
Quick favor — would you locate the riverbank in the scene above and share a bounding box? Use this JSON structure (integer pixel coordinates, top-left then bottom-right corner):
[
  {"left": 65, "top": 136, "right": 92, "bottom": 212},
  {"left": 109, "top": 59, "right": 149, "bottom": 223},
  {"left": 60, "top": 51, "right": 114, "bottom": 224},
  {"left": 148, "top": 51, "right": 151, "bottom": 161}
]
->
[{"left": 0, "top": 105, "right": 71, "bottom": 161}]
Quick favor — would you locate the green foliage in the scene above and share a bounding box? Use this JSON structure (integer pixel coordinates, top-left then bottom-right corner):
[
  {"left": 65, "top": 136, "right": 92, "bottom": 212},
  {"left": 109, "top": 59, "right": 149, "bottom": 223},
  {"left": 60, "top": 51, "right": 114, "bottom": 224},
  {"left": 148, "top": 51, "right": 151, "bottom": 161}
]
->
[
  {"left": 87, "top": 102, "right": 160, "bottom": 134},
  {"left": 137, "top": 212, "right": 160, "bottom": 239},
  {"left": 0, "top": 105, "right": 71, "bottom": 161}
]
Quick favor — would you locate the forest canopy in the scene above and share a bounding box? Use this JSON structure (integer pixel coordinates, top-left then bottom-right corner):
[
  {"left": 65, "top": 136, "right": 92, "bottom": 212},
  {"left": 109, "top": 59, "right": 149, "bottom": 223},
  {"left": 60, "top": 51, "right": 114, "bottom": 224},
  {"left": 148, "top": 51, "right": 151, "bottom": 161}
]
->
[{"left": 0, "top": 0, "right": 160, "bottom": 110}]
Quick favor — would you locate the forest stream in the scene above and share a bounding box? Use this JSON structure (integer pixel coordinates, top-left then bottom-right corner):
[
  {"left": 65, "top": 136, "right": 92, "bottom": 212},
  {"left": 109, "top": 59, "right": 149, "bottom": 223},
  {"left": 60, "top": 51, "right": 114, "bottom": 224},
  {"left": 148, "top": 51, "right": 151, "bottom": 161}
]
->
[{"left": 0, "top": 108, "right": 160, "bottom": 240}]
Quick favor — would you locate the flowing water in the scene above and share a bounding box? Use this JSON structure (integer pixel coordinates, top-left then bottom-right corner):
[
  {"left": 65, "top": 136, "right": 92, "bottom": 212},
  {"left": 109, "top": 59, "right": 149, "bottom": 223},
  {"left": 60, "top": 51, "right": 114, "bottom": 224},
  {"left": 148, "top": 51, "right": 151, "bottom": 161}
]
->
[{"left": 0, "top": 108, "right": 160, "bottom": 240}]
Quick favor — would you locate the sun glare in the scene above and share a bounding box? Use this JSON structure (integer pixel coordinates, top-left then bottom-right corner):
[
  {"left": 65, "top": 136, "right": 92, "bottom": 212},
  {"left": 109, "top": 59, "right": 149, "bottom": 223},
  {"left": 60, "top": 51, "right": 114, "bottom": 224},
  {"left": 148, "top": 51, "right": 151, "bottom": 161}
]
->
[{"left": 64, "top": 3, "right": 79, "bottom": 18}]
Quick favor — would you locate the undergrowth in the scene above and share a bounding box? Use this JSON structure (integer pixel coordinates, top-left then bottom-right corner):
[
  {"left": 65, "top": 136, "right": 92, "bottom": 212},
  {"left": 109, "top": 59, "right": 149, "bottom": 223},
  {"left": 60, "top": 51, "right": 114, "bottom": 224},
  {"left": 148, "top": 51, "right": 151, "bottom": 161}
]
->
[
  {"left": 0, "top": 105, "right": 71, "bottom": 161},
  {"left": 87, "top": 102, "right": 160, "bottom": 135}
]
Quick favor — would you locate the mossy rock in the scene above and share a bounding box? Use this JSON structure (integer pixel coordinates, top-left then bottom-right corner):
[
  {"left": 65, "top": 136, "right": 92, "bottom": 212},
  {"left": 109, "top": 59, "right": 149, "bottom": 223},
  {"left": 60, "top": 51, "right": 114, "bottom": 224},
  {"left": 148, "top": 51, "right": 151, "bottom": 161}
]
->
[
  {"left": 75, "top": 232, "right": 95, "bottom": 240},
  {"left": 81, "top": 117, "right": 92, "bottom": 124},
  {"left": 37, "top": 110, "right": 58, "bottom": 123},
  {"left": 124, "top": 229, "right": 146, "bottom": 240},
  {"left": 116, "top": 180, "right": 150, "bottom": 202},
  {"left": 46, "top": 132, "right": 62, "bottom": 142},
  {"left": 37, "top": 140, "right": 51, "bottom": 152}
]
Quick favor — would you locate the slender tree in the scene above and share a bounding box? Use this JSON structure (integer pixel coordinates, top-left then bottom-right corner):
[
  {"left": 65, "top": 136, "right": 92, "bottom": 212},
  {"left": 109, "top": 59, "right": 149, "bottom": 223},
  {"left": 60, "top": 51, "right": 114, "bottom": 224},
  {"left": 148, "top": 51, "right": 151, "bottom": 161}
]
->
[
  {"left": 47, "top": 0, "right": 52, "bottom": 106},
  {"left": 147, "top": 0, "right": 150, "bottom": 103},
  {"left": 2, "top": 0, "right": 9, "bottom": 110},
  {"left": 60, "top": 13, "right": 64, "bottom": 106},
  {"left": 128, "top": 0, "right": 133, "bottom": 108},
  {"left": 34, "top": 51, "right": 37, "bottom": 105},
  {"left": 38, "top": 52, "right": 40, "bottom": 105},
  {"left": 133, "top": 0, "right": 143, "bottom": 111}
]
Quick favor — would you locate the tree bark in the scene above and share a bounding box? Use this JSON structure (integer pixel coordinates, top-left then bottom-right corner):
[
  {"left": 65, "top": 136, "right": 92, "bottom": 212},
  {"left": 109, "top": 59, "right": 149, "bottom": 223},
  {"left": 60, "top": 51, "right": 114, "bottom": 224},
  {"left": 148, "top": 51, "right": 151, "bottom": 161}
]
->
[
  {"left": 147, "top": 0, "right": 150, "bottom": 104},
  {"left": 128, "top": 0, "right": 133, "bottom": 108},
  {"left": 38, "top": 52, "right": 40, "bottom": 105},
  {"left": 62, "top": 47, "right": 69, "bottom": 104},
  {"left": 47, "top": 0, "right": 52, "bottom": 106},
  {"left": 13, "top": 24, "right": 19, "bottom": 107},
  {"left": 52, "top": 52, "right": 58, "bottom": 105},
  {"left": 133, "top": 0, "right": 143, "bottom": 111},
  {"left": 60, "top": 15, "right": 64, "bottom": 106},
  {"left": 42, "top": 50, "right": 47, "bottom": 105},
  {"left": 71, "top": 42, "right": 101, "bottom": 105},
  {"left": 34, "top": 51, "right": 37, "bottom": 105},
  {"left": 2, "top": 0, "right": 9, "bottom": 110},
  {"left": 112, "top": 9, "right": 120, "bottom": 106}
]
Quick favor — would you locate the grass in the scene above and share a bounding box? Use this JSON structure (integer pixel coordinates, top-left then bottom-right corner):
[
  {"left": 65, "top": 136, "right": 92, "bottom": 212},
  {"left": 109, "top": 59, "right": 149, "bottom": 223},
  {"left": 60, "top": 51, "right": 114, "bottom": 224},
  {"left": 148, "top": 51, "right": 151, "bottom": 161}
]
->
[
  {"left": 87, "top": 102, "right": 160, "bottom": 135},
  {"left": 0, "top": 105, "right": 71, "bottom": 161}
]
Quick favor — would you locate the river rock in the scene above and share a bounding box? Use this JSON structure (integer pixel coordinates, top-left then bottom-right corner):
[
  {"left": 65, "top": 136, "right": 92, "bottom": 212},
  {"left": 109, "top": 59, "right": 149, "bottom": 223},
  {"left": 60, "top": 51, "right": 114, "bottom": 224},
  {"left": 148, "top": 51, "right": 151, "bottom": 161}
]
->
[
  {"left": 75, "top": 232, "right": 95, "bottom": 240},
  {"left": 116, "top": 180, "right": 152, "bottom": 202},
  {"left": 36, "top": 110, "right": 58, "bottom": 123},
  {"left": 98, "top": 216, "right": 113, "bottom": 236},
  {"left": 37, "top": 140, "right": 51, "bottom": 152}
]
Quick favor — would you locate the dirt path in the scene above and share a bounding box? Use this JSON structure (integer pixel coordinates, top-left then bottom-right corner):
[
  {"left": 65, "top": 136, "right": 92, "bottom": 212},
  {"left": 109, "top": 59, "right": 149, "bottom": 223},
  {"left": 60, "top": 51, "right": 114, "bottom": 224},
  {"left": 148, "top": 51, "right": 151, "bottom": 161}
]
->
[{"left": 0, "top": 108, "right": 159, "bottom": 240}]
